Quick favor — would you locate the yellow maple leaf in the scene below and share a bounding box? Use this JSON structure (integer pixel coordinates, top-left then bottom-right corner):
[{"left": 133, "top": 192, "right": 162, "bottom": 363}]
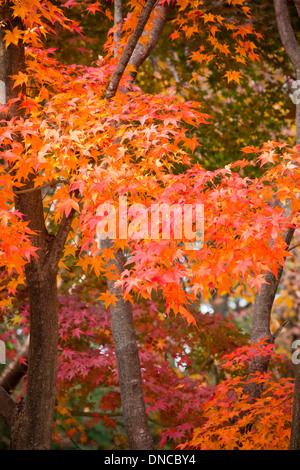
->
[
  {"left": 99, "top": 290, "right": 118, "bottom": 309},
  {"left": 223, "top": 70, "right": 242, "bottom": 84},
  {"left": 4, "top": 27, "right": 24, "bottom": 48}
]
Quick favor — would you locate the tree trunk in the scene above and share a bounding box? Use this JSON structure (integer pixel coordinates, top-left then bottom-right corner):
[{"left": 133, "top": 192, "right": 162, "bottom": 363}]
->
[
  {"left": 10, "top": 269, "right": 58, "bottom": 449},
  {"left": 245, "top": 228, "right": 294, "bottom": 399},
  {"left": 291, "top": 359, "right": 300, "bottom": 449},
  {"left": 102, "top": 241, "right": 154, "bottom": 449},
  {"left": 243, "top": 0, "right": 300, "bottom": 447},
  {"left": 273, "top": 0, "right": 300, "bottom": 450}
]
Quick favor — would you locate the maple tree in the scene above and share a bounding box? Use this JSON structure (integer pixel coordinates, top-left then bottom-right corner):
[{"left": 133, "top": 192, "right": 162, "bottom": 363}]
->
[{"left": 0, "top": 0, "right": 300, "bottom": 451}]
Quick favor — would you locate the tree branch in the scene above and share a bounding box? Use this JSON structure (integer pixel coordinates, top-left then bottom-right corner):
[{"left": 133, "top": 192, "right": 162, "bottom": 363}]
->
[
  {"left": 288, "top": 242, "right": 300, "bottom": 252},
  {"left": 270, "top": 319, "right": 289, "bottom": 341},
  {"left": 114, "top": 0, "right": 123, "bottom": 54},
  {"left": 0, "top": 336, "right": 29, "bottom": 394},
  {"left": 294, "top": 0, "right": 300, "bottom": 18},
  {"left": 14, "top": 179, "right": 67, "bottom": 195},
  {"left": 273, "top": 0, "right": 300, "bottom": 75},
  {"left": 48, "top": 209, "right": 76, "bottom": 269},
  {"left": 128, "top": 3, "right": 174, "bottom": 81},
  {"left": 0, "top": 386, "right": 16, "bottom": 431},
  {"left": 106, "top": 0, "right": 158, "bottom": 100}
]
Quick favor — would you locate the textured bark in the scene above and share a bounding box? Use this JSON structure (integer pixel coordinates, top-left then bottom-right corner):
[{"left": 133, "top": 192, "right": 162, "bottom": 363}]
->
[
  {"left": 291, "top": 363, "right": 300, "bottom": 449},
  {"left": 102, "top": 241, "right": 154, "bottom": 449},
  {"left": 245, "top": 226, "right": 295, "bottom": 399},
  {"left": 10, "top": 183, "right": 74, "bottom": 449},
  {"left": 0, "top": 337, "right": 29, "bottom": 393},
  {"left": 246, "top": 0, "right": 300, "bottom": 401},
  {"left": 114, "top": 0, "right": 123, "bottom": 54},
  {"left": 10, "top": 269, "right": 58, "bottom": 449},
  {"left": 0, "top": 386, "right": 16, "bottom": 431},
  {"left": 128, "top": 3, "right": 174, "bottom": 81},
  {"left": 106, "top": 0, "right": 158, "bottom": 100}
]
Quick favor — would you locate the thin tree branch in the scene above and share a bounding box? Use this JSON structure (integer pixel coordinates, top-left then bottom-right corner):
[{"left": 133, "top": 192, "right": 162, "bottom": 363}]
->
[
  {"left": 294, "top": 0, "right": 300, "bottom": 19},
  {"left": 106, "top": 0, "right": 158, "bottom": 100},
  {"left": 48, "top": 210, "right": 76, "bottom": 269},
  {"left": 0, "top": 336, "right": 29, "bottom": 394},
  {"left": 269, "top": 319, "right": 289, "bottom": 341},
  {"left": 0, "top": 385, "right": 16, "bottom": 431},
  {"left": 273, "top": 0, "right": 300, "bottom": 75},
  {"left": 288, "top": 242, "right": 300, "bottom": 252},
  {"left": 114, "top": 0, "right": 123, "bottom": 54},
  {"left": 128, "top": 3, "right": 174, "bottom": 81},
  {"left": 14, "top": 179, "right": 67, "bottom": 195}
]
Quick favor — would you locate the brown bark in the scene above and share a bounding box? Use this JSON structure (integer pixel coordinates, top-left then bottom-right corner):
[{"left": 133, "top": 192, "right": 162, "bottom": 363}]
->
[
  {"left": 246, "top": 0, "right": 300, "bottom": 396},
  {"left": 0, "top": 386, "right": 16, "bottom": 431},
  {"left": 0, "top": 337, "right": 29, "bottom": 393},
  {"left": 291, "top": 362, "right": 300, "bottom": 449},
  {"left": 245, "top": 228, "right": 295, "bottom": 399},
  {"left": 242, "top": 0, "right": 300, "bottom": 448},
  {"left": 106, "top": 0, "right": 159, "bottom": 100},
  {"left": 128, "top": 3, "right": 174, "bottom": 81},
  {"left": 102, "top": 241, "right": 154, "bottom": 449}
]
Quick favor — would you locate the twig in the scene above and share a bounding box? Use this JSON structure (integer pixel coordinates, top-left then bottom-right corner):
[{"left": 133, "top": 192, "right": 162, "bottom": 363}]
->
[
  {"left": 270, "top": 319, "right": 290, "bottom": 341},
  {"left": 14, "top": 179, "right": 66, "bottom": 195},
  {"left": 106, "top": 0, "right": 158, "bottom": 100},
  {"left": 288, "top": 243, "right": 300, "bottom": 252}
]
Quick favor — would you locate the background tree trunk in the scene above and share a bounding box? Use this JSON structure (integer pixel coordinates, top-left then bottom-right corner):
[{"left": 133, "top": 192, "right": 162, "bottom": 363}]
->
[
  {"left": 102, "top": 241, "right": 154, "bottom": 449},
  {"left": 244, "top": 0, "right": 300, "bottom": 448}
]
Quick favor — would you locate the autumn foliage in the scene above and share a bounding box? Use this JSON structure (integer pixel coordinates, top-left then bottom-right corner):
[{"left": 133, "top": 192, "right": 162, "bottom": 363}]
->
[{"left": 0, "top": 0, "right": 300, "bottom": 451}]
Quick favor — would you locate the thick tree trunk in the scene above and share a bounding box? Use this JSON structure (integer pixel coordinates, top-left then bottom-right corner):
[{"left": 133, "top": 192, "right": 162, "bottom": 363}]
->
[
  {"left": 291, "top": 360, "right": 300, "bottom": 449},
  {"left": 246, "top": 228, "right": 294, "bottom": 399},
  {"left": 10, "top": 270, "right": 58, "bottom": 449}
]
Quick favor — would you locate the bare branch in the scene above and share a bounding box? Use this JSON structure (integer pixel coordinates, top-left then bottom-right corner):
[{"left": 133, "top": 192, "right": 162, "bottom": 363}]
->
[
  {"left": 114, "top": 0, "right": 123, "bottom": 54},
  {"left": 106, "top": 0, "right": 158, "bottom": 100},
  {"left": 0, "top": 336, "right": 29, "bottom": 393},
  {"left": 288, "top": 242, "right": 300, "bottom": 252},
  {"left": 128, "top": 3, "right": 174, "bottom": 80},
  {"left": 14, "top": 179, "right": 67, "bottom": 195},
  {"left": 0, "top": 386, "right": 16, "bottom": 431},
  {"left": 270, "top": 319, "right": 289, "bottom": 341},
  {"left": 294, "top": 0, "right": 300, "bottom": 18},
  {"left": 274, "top": 0, "right": 300, "bottom": 75},
  {"left": 48, "top": 210, "right": 76, "bottom": 269}
]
